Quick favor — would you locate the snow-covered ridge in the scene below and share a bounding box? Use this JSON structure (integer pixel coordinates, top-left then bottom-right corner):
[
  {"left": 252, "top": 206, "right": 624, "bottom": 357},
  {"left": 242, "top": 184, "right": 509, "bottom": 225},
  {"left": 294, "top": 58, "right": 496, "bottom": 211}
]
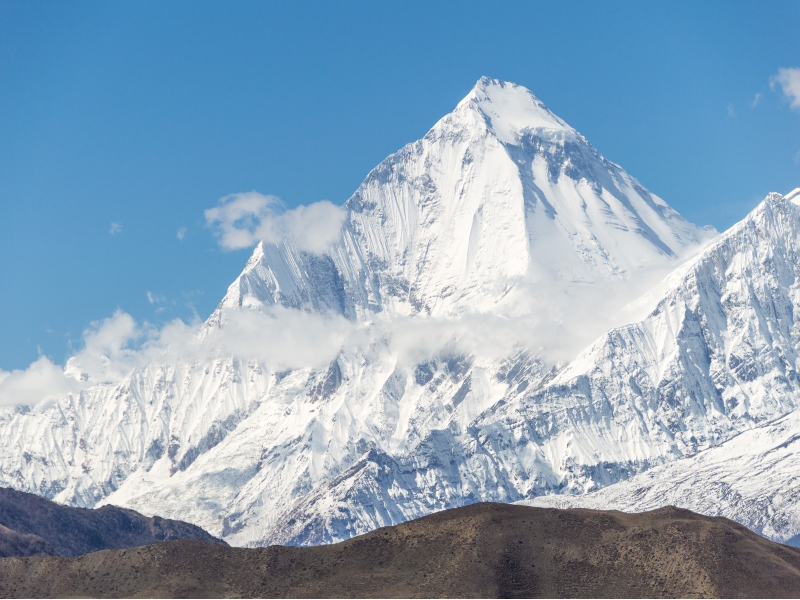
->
[{"left": 517, "top": 191, "right": 800, "bottom": 546}]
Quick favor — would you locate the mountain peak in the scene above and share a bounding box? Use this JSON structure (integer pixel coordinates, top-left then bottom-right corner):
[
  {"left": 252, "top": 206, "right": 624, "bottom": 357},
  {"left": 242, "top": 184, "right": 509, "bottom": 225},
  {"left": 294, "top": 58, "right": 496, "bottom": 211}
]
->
[
  {"left": 213, "top": 77, "right": 713, "bottom": 321},
  {"left": 457, "top": 77, "right": 572, "bottom": 144}
]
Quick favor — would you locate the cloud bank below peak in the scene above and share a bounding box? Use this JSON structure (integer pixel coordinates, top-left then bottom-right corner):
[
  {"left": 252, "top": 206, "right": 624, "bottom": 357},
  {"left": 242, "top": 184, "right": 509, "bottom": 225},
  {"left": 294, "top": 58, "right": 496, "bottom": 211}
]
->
[{"left": 205, "top": 192, "right": 347, "bottom": 253}]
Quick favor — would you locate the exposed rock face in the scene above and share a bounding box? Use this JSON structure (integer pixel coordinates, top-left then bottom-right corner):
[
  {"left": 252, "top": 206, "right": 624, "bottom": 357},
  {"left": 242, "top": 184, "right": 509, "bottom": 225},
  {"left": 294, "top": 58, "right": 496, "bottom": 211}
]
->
[
  {"left": 2, "top": 503, "right": 800, "bottom": 599},
  {"left": 0, "top": 487, "right": 225, "bottom": 558}
]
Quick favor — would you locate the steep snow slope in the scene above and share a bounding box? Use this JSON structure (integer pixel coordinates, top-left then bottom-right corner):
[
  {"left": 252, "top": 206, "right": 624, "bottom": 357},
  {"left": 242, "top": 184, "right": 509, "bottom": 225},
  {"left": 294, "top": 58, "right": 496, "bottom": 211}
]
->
[
  {"left": 519, "top": 408, "right": 800, "bottom": 546},
  {"left": 213, "top": 77, "right": 712, "bottom": 323},
  {"left": 9, "top": 78, "right": 790, "bottom": 550},
  {"left": 515, "top": 193, "right": 800, "bottom": 545},
  {"left": 0, "top": 357, "right": 271, "bottom": 507}
]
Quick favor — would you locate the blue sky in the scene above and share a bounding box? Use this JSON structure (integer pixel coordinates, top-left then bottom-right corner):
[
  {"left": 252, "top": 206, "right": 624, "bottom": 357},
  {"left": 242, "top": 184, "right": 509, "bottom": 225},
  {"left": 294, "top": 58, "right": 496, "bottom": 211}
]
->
[{"left": 1, "top": 0, "right": 799, "bottom": 370}]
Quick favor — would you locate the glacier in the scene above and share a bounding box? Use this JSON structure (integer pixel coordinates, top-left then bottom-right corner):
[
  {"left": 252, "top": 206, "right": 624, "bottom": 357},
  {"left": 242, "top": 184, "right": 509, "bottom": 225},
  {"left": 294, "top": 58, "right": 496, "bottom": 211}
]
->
[{"left": 1, "top": 77, "right": 798, "bottom": 548}]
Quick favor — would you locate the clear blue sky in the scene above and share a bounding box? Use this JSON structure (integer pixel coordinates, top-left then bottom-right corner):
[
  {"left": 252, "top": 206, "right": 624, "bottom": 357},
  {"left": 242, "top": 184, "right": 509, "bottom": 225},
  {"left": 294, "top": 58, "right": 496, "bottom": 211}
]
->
[{"left": 1, "top": 0, "right": 799, "bottom": 370}]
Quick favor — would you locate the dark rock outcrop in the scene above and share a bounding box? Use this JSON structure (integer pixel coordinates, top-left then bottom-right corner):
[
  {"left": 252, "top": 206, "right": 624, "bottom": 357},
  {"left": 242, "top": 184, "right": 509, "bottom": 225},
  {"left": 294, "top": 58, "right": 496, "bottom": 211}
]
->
[{"left": 0, "top": 487, "right": 225, "bottom": 558}]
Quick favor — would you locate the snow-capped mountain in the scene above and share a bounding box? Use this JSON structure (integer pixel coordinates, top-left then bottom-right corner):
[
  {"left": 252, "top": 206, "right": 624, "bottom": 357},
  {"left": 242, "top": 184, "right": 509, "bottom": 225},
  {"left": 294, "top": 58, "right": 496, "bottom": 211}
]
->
[
  {"left": 213, "top": 77, "right": 712, "bottom": 323},
  {"left": 519, "top": 192, "right": 800, "bottom": 547},
  {"left": 3, "top": 78, "right": 797, "bottom": 548},
  {"left": 237, "top": 189, "right": 800, "bottom": 546}
]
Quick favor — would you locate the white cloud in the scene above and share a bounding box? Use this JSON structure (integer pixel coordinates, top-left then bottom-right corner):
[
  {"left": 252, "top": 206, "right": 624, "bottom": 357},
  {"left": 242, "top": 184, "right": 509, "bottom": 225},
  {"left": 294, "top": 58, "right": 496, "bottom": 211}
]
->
[
  {"left": 751, "top": 93, "right": 762, "bottom": 108},
  {"left": 770, "top": 67, "right": 800, "bottom": 111},
  {"left": 0, "top": 307, "right": 525, "bottom": 409},
  {"left": 0, "top": 304, "right": 359, "bottom": 409},
  {"left": 795, "top": 151, "right": 800, "bottom": 166},
  {"left": 64, "top": 310, "right": 148, "bottom": 384},
  {"left": 205, "top": 192, "right": 347, "bottom": 253},
  {"left": 109, "top": 222, "right": 122, "bottom": 235},
  {"left": 726, "top": 103, "right": 735, "bottom": 118},
  {"left": 61, "top": 308, "right": 356, "bottom": 388},
  {"left": 0, "top": 356, "right": 84, "bottom": 408},
  {"left": 205, "top": 308, "right": 356, "bottom": 370},
  {"left": 177, "top": 227, "right": 187, "bottom": 241}
]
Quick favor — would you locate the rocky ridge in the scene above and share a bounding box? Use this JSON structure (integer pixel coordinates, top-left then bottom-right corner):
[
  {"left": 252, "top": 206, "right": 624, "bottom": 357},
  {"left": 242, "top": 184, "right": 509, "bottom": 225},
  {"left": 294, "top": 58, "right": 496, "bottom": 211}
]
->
[{"left": 0, "top": 486, "right": 225, "bottom": 558}]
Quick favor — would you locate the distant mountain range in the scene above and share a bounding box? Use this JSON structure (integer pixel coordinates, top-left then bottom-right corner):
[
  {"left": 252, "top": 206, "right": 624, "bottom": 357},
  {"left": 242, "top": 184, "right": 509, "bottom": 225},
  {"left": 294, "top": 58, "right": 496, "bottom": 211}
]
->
[{"left": 1, "top": 77, "right": 799, "bottom": 549}]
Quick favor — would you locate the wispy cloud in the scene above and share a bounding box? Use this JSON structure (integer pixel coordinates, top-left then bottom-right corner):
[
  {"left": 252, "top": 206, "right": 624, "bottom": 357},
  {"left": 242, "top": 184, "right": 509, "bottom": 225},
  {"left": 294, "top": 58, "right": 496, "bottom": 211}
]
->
[
  {"left": 177, "top": 227, "right": 187, "bottom": 241},
  {"left": 0, "top": 307, "right": 356, "bottom": 408},
  {"left": 726, "top": 103, "right": 736, "bottom": 118},
  {"left": 770, "top": 67, "right": 800, "bottom": 111},
  {"left": 147, "top": 291, "right": 171, "bottom": 314},
  {"left": 795, "top": 151, "right": 800, "bottom": 166},
  {"left": 750, "top": 93, "right": 762, "bottom": 108},
  {"left": 109, "top": 222, "right": 122, "bottom": 235},
  {"left": 146, "top": 291, "right": 166, "bottom": 304},
  {"left": 0, "top": 311, "right": 149, "bottom": 407},
  {"left": 205, "top": 192, "right": 347, "bottom": 253}
]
